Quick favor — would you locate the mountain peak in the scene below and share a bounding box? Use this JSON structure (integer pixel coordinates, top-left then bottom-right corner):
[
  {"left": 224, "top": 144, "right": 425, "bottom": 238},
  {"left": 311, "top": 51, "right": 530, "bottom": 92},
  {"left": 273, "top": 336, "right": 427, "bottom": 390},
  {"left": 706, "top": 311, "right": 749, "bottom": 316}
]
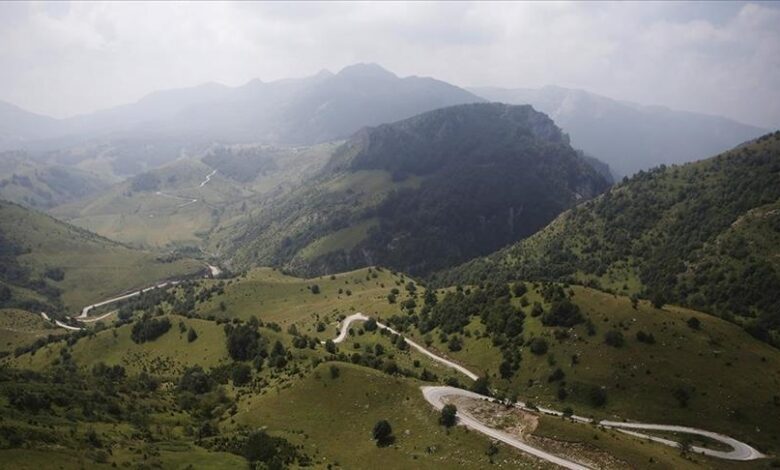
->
[{"left": 336, "top": 63, "right": 397, "bottom": 80}]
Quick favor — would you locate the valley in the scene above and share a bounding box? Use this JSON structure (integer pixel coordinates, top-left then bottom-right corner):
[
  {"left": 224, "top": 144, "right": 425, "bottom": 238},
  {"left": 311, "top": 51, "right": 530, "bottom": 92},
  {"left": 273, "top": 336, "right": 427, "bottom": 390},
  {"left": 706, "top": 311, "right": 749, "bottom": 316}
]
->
[{"left": 0, "top": 19, "right": 778, "bottom": 468}]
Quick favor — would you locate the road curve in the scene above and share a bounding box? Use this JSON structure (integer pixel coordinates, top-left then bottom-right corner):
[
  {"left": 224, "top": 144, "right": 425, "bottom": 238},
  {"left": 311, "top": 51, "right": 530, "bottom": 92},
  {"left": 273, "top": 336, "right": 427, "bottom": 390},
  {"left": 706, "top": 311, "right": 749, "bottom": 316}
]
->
[
  {"left": 328, "top": 313, "right": 478, "bottom": 380},
  {"left": 330, "top": 313, "right": 766, "bottom": 464},
  {"left": 423, "top": 386, "right": 589, "bottom": 470},
  {"left": 79, "top": 280, "right": 180, "bottom": 318}
]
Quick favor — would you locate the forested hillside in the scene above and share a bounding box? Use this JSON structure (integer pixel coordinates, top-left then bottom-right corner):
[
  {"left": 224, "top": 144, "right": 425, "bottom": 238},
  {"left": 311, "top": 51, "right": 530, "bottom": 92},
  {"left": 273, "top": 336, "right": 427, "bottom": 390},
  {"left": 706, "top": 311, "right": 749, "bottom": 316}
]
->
[
  {"left": 440, "top": 131, "right": 780, "bottom": 346},
  {"left": 225, "top": 103, "right": 610, "bottom": 276}
]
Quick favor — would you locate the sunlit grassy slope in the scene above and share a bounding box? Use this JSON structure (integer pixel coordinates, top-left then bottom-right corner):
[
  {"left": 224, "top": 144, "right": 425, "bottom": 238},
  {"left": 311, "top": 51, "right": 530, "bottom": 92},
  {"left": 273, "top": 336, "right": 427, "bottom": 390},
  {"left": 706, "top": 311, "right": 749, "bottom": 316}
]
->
[{"left": 0, "top": 200, "right": 202, "bottom": 313}]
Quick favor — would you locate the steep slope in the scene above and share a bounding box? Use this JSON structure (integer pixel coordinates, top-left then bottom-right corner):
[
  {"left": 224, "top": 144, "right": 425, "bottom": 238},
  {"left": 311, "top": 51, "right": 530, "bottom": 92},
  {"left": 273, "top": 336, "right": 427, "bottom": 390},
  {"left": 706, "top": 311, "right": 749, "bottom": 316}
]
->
[
  {"left": 471, "top": 86, "right": 766, "bottom": 177},
  {"left": 0, "top": 200, "right": 202, "bottom": 314},
  {"left": 225, "top": 103, "right": 610, "bottom": 276},
  {"left": 0, "top": 151, "right": 109, "bottom": 209},
  {"left": 441, "top": 131, "right": 780, "bottom": 345}
]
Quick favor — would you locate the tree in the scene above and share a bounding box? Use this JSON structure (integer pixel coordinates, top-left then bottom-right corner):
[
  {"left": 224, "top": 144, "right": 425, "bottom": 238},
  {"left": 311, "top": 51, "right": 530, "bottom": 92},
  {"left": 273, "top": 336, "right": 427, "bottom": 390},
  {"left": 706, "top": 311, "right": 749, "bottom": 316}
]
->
[
  {"left": 232, "top": 363, "right": 252, "bottom": 386},
  {"left": 187, "top": 327, "right": 198, "bottom": 343},
  {"left": 310, "top": 284, "right": 320, "bottom": 294},
  {"left": 325, "top": 339, "right": 337, "bottom": 354},
  {"left": 364, "top": 318, "right": 378, "bottom": 331},
  {"left": 686, "top": 317, "right": 701, "bottom": 330},
  {"left": 226, "top": 324, "right": 263, "bottom": 361},
  {"left": 589, "top": 386, "right": 607, "bottom": 407},
  {"left": 440, "top": 404, "right": 457, "bottom": 427},
  {"left": 329, "top": 365, "right": 340, "bottom": 379},
  {"left": 372, "top": 420, "right": 394, "bottom": 447},
  {"left": 131, "top": 317, "right": 171, "bottom": 344},
  {"left": 512, "top": 282, "right": 527, "bottom": 298},
  {"left": 471, "top": 375, "right": 490, "bottom": 395},
  {"left": 447, "top": 335, "right": 463, "bottom": 352}
]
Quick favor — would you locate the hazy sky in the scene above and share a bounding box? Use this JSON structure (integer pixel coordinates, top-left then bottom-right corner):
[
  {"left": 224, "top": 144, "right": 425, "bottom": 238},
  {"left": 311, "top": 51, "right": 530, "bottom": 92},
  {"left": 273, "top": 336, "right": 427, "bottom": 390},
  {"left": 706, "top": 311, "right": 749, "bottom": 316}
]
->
[{"left": 1, "top": 1, "right": 778, "bottom": 128}]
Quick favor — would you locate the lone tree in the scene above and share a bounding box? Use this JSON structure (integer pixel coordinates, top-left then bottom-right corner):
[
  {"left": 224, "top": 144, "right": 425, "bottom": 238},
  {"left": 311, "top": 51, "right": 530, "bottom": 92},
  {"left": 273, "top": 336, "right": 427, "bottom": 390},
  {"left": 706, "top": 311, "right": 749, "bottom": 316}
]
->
[
  {"left": 440, "top": 404, "right": 457, "bottom": 428},
  {"left": 324, "top": 339, "right": 337, "bottom": 354},
  {"left": 372, "top": 420, "right": 394, "bottom": 447}
]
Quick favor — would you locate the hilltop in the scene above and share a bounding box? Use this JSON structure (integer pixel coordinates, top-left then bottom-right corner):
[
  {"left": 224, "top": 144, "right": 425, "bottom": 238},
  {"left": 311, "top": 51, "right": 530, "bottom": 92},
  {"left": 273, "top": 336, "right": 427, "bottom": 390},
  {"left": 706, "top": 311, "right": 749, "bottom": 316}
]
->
[{"left": 223, "top": 103, "right": 610, "bottom": 276}]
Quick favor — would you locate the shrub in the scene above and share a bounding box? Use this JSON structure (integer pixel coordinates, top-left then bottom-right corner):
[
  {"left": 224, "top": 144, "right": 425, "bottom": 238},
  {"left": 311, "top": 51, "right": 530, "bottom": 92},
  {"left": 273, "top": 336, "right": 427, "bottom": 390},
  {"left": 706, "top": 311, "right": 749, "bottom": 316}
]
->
[
  {"left": 686, "top": 317, "right": 701, "bottom": 330},
  {"left": 604, "top": 330, "right": 625, "bottom": 348},
  {"left": 589, "top": 387, "right": 607, "bottom": 407},
  {"left": 372, "top": 420, "right": 394, "bottom": 447},
  {"left": 529, "top": 337, "right": 548, "bottom": 355},
  {"left": 187, "top": 327, "right": 198, "bottom": 343}
]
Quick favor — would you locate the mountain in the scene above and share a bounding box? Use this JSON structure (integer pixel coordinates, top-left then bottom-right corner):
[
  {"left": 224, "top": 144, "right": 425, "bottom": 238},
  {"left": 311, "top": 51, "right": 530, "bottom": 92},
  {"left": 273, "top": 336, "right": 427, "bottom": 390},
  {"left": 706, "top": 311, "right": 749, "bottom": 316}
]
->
[
  {"left": 470, "top": 85, "right": 767, "bottom": 177},
  {"left": 2, "top": 64, "right": 482, "bottom": 158},
  {"left": 0, "top": 150, "right": 109, "bottom": 209},
  {"left": 440, "top": 131, "right": 780, "bottom": 345},
  {"left": 0, "top": 200, "right": 202, "bottom": 315},
  {"left": 0, "top": 101, "right": 60, "bottom": 151},
  {"left": 223, "top": 103, "right": 610, "bottom": 276}
]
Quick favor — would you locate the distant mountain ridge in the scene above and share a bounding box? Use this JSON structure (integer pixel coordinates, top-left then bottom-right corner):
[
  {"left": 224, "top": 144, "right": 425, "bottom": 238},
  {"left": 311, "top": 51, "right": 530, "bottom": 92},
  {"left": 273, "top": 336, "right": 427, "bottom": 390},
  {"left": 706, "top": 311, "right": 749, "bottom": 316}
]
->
[
  {"left": 0, "top": 63, "right": 483, "bottom": 151},
  {"left": 470, "top": 85, "right": 767, "bottom": 176}
]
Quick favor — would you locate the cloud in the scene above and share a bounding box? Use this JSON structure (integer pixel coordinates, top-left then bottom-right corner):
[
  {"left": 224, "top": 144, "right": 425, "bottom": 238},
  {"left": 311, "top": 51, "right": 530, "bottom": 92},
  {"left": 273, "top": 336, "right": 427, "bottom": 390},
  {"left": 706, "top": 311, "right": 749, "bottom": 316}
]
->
[{"left": 0, "top": 1, "right": 777, "bottom": 128}]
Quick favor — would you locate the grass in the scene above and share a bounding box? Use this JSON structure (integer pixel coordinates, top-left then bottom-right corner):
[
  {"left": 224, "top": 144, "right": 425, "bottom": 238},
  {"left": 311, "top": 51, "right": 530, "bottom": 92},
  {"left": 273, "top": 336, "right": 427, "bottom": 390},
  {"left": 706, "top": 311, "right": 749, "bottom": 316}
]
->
[
  {"left": 296, "top": 218, "right": 379, "bottom": 261},
  {"left": 195, "top": 266, "right": 418, "bottom": 334},
  {"left": 410, "top": 284, "right": 780, "bottom": 454},
  {"left": 0, "top": 309, "right": 64, "bottom": 354},
  {"left": 1, "top": 200, "right": 203, "bottom": 312},
  {"left": 230, "top": 362, "right": 549, "bottom": 469},
  {"left": 10, "top": 315, "right": 230, "bottom": 375}
]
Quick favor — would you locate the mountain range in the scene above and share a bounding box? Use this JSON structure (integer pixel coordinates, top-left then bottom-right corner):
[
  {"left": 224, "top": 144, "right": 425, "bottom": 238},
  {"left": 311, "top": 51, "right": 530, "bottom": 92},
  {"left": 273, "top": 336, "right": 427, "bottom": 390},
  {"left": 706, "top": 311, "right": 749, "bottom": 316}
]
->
[{"left": 470, "top": 85, "right": 766, "bottom": 177}]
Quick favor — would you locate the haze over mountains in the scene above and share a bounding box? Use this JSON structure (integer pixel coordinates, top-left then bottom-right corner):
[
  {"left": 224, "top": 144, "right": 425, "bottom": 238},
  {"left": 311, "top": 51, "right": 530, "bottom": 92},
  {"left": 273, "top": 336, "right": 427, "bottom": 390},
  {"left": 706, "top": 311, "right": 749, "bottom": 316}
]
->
[
  {"left": 471, "top": 85, "right": 767, "bottom": 177},
  {"left": 0, "top": 63, "right": 766, "bottom": 180}
]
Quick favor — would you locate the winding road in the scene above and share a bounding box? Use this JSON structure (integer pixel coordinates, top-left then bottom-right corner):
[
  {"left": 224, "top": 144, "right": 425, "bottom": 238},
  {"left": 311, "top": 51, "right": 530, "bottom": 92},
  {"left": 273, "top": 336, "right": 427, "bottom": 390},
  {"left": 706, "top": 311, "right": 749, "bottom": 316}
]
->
[{"left": 330, "top": 313, "right": 765, "bottom": 467}]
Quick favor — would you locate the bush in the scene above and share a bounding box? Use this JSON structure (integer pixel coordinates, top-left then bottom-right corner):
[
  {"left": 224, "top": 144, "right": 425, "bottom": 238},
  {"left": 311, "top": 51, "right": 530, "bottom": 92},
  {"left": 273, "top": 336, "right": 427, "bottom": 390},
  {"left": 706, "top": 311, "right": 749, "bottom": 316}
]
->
[
  {"left": 548, "top": 367, "right": 565, "bottom": 382},
  {"left": 372, "top": 420, "right": 394, "bottom": 447},
  {"left": 471, "top": 376, "right": 491, "bottom": 395},
  {"left": 635, "top": 330, "right": 655, "bottom": 344},
  {"left": 324, "top": 339, "right": 337, "bottom": 354},
  {"left": 604, "top": 330, "right": 625, "bottom": 348},
  {"left": 528, "top": 337, "right": 548, "bottom": 355},
  {"left": 187, "top": 327, "right": 198, "bottom": 343},
  {"left": 447, "top": 335, "right": 463, "bottom": 352},
  {"left": 686, "top": 317, "right": 701, "bottom": 330},
  {"left": 310, "top": 284, "right": 320, "bottom": 294},
  {"left": 589, "top": 387, "right": 607, "bottom": 407}
]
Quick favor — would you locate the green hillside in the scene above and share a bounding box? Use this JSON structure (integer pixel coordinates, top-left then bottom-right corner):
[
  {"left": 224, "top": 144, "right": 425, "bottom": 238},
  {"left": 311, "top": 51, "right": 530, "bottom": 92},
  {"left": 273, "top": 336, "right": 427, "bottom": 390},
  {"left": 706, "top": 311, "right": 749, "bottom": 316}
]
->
[
  {"left": 441, "top": 131, "right": 780, "bottom": 346},
  {"left": 227, "top": 103, "right": 610, "bottom": 277},
  {"left": 5, "top": 265, "right": 765, "bottom": 468},
  {"left": 0, "top": 151, "right": 109, "bottom": 210},
  {"left": 0, "top": 200, "right": 202, "bottom": 314},
  {"left": 54, "top": 143, "right": 336, "bottom": 250}
]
